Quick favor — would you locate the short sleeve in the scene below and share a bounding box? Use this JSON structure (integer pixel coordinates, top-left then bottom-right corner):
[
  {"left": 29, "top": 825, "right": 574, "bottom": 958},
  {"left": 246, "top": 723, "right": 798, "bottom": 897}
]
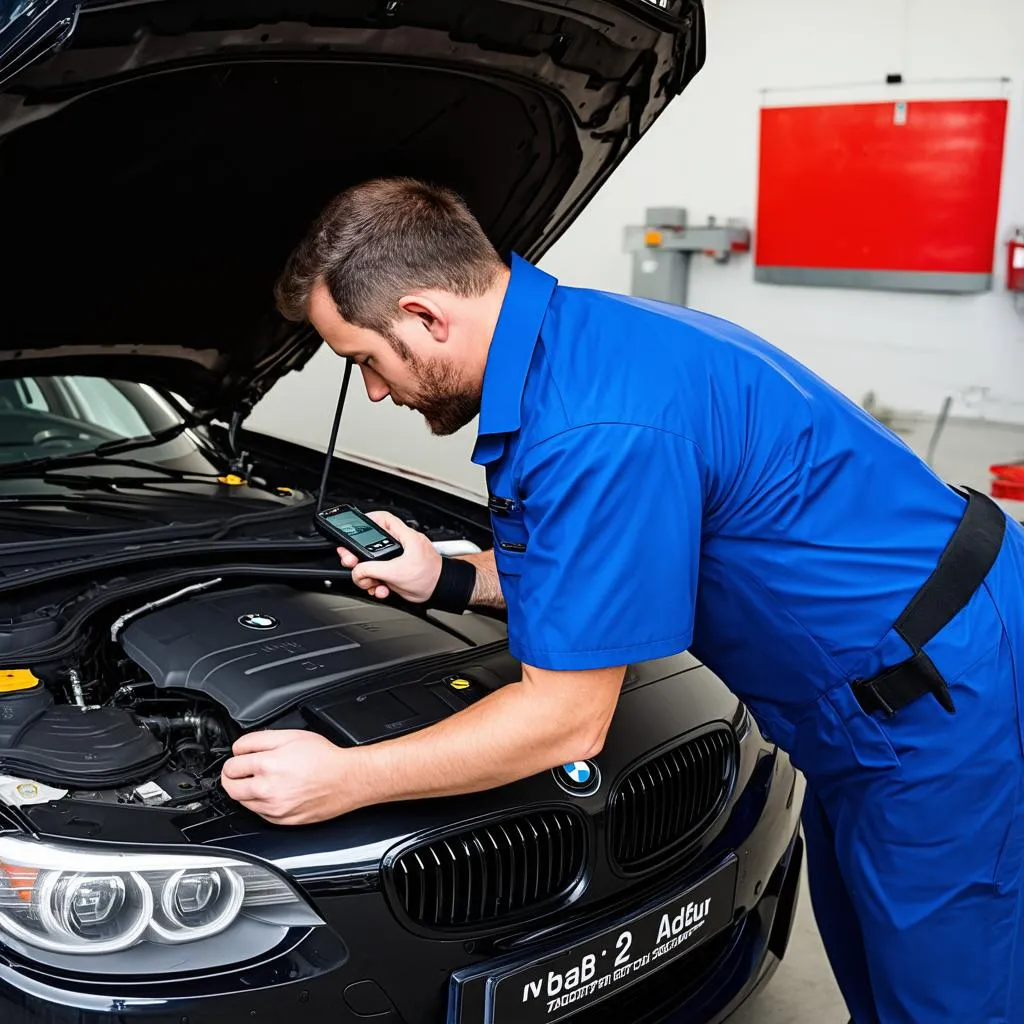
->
[{"left": 509, "top": 423, "right": 704, "bottom": 671}]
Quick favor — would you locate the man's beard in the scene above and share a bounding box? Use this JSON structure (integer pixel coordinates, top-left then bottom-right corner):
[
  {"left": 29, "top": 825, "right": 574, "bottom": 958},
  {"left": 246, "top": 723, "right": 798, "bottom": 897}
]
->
[{"left": 405, "top": 351, "right": 482, "bottom": 437}]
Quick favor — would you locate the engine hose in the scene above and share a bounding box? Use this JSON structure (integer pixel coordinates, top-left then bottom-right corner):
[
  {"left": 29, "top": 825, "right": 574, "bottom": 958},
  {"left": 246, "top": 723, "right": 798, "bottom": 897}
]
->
[
  {"left": 110, "top": 579, "right": 223, "bottom": 641},
  {"left": 140, "top": 711, "right": 226, "bottom": 747}
]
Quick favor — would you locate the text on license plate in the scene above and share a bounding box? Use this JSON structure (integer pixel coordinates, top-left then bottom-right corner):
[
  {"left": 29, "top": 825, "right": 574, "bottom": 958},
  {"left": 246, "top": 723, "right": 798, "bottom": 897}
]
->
[{"left": 487, "top": 857, "right": 738, "bottom": 1024}]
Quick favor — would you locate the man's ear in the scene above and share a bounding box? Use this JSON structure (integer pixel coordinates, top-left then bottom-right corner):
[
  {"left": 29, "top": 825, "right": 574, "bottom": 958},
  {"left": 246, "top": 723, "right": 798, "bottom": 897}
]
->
[{"left": 398, "top": 294, "right": 449, "bottom": 343}]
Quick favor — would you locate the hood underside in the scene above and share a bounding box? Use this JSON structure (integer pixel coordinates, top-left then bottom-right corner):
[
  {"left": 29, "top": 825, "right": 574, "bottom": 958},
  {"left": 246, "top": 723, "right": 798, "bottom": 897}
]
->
[{"left": 0, "top": 0, "right": 704, "bottom": 419}]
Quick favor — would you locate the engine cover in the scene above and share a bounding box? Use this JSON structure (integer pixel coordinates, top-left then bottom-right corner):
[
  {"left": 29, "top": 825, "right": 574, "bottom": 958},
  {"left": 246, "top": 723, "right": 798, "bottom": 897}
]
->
[
  {"left": 120, "top": 584, "right": 473, "bottom": 727},
  {"left": 0, "top": 681, "right": 166, "bottom": 789}
]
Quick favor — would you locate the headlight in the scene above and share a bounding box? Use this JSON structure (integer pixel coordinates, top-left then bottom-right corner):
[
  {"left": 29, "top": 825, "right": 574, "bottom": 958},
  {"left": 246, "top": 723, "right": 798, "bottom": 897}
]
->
[{"left": 0, "top": 836, "right": 322, "bottom": 973}]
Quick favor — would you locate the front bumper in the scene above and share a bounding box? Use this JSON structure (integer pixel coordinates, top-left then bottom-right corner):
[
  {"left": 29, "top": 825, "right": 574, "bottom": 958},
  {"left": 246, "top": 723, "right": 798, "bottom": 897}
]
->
[
  {"left": 0, "top": 826, "right": 802, "bottom": 1024},
  {"left": 0, "top": 745, "right": 798, "bottom": 1024}
]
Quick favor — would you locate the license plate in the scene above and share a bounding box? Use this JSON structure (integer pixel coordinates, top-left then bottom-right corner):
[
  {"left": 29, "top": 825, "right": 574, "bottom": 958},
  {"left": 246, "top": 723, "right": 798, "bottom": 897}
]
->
[{"left": 486, "top": 857, "right": 737, "bottom": 1024}]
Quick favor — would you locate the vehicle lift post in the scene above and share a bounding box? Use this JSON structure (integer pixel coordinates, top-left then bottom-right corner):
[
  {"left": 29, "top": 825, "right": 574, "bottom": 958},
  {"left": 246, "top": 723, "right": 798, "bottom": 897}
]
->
[{"left": 623, "top": 206, "right": 751, "bottom": 307}]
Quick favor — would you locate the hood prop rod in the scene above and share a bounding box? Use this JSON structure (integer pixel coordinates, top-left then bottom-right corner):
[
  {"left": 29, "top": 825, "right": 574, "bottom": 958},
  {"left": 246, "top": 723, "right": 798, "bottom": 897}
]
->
[{"left": 316, "top": 358, "right": 354, "bottom": 513}]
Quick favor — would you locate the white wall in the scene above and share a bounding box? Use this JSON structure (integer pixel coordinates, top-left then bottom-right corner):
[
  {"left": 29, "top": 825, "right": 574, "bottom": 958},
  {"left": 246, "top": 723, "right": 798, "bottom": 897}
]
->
[
  {"left": 251, "top": 344, "right": 489, "bottom": 495},
  {"left": 250, "top": 0, "right": 1024, "bottom": 495}
]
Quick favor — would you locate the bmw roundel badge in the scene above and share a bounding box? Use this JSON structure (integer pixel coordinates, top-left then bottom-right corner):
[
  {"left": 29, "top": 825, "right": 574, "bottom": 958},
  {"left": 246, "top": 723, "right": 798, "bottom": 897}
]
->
[
  {"left": 553, "top": 759, "right": 600, "bottom": 796},
  {"left": 238, "top": 613, "right": 278, "bottom": 630}
]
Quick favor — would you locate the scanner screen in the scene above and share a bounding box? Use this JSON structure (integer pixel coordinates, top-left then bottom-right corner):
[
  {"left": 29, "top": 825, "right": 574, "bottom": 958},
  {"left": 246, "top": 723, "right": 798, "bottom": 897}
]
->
[{"left": 324, "top": 509, "right": 393, "bottom": 551}]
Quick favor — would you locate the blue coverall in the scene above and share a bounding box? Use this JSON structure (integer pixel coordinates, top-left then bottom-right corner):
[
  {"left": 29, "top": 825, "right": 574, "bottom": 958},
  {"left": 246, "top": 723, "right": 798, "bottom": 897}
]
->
[{"left": 472, "top": 255, "right": 1024, "bottom": 1023}]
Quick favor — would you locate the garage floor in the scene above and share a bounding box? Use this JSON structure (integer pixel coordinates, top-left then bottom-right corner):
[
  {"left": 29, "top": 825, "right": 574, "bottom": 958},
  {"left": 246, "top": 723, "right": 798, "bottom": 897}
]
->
[{"left": 728, "top": 414, "right": 1024, "bottom": 1023}]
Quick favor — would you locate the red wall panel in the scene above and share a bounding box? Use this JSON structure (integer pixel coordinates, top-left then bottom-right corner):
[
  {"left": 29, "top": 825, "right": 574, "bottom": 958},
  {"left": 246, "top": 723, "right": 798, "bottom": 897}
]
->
[{"left": 755, "top": 99, "right": 1008, "bottom": 283}]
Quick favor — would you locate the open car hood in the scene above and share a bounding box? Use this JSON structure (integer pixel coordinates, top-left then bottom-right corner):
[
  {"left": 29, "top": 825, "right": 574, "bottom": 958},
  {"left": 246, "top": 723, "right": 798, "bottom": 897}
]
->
[{"left": 0, "top": 0, "right": 704, "bottom": 421}]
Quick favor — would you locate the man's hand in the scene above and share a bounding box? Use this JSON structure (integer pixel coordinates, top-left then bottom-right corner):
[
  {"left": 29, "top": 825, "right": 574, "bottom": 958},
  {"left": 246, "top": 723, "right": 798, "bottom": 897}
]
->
[
  {"left": 336, "top": 512, "right": 506, "bottom": 610},
  {"left": 221, "top": 730, "right": 354, "bottom": 825},
  {"left": 336, "top": 510, "right": 442, "bottom": 602}
]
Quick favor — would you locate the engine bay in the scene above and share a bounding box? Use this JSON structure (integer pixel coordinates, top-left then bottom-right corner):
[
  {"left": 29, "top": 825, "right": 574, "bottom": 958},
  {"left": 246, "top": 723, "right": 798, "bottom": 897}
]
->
[
  {"left": 0, "top": 416, "right": 514, "bottom": 815},
  {"left": 0, "top": 577, "right": 517, "bottom": 814}
]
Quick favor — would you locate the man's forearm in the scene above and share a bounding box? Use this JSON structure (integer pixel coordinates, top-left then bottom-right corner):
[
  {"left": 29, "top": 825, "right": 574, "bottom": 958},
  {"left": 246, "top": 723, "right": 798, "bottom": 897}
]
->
[
  {"left": 220, "top": 661, "right": 626, "bottom": 825},
  {"left": 342, "top": 665, "right": 624, "bottom": 807},
  {"left": 457, "top": 548, "right": 505, "bottom": 609}
]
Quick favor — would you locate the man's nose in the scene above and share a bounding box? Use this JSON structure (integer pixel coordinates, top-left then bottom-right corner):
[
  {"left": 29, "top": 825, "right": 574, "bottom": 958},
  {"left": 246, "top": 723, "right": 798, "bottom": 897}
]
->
[{"left": 360, "top": 365, "right": 390, "bottom": 403}]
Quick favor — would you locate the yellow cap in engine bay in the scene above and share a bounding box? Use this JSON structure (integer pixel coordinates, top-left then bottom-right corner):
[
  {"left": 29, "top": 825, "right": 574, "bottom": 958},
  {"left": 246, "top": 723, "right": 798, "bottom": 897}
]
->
[{"left": 0, "top": 669, "right": 40, "bottom": 693}]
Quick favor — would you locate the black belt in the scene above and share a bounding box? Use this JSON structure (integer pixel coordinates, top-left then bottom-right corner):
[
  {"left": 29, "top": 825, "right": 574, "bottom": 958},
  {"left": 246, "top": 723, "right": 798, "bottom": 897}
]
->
[{"left": 852, "top": 487, "right": 1007, "bottom": 718}]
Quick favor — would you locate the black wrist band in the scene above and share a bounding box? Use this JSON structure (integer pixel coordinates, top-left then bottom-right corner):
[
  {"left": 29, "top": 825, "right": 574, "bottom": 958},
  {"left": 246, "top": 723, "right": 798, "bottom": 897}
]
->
[{"left": 429, "top": 557, "right": 477, "bottom": 614}]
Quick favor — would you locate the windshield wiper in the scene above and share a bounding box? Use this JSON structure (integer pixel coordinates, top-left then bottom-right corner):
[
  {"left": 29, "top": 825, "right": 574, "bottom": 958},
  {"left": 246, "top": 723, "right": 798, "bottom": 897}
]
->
[
  {"left": 44, "top": 477, "right": 276, "bottom": 509},
  {"left": 0, "top": 497, "right": 316, "bottom": 564},
  {"left": 0, "top": 423, "right": 201, "bottom": 481},
  {"left": 0, "top": 462, "right": 231, "bottom": 493}
]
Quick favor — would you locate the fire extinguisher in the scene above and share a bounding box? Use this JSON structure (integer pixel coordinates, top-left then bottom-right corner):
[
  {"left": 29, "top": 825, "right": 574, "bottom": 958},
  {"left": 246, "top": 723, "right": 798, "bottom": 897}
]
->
[{"left": 1009, "top": 229, "right": 1024, "bottom": 293}]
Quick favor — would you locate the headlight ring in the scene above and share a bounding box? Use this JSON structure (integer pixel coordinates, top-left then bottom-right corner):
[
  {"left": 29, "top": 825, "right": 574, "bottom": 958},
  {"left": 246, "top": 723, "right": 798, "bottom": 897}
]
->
[{"left": 149, "top": 867, "right": 245, "bottom": 944}]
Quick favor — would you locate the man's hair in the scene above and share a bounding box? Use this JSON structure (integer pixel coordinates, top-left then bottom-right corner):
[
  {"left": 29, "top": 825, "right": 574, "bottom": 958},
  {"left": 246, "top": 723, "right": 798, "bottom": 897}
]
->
[{"left": 274, "top": 177, "right": 505, "bottom": 346}]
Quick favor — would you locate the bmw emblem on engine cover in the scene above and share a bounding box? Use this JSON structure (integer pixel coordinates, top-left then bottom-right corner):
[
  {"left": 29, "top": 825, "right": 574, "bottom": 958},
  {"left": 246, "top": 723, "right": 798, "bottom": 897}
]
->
[
  {"left": 553, "top": 759, "right": 600, "bottom": 796},
  {"left": 238, "top": 613, "right": 278, "bottom": 630}
]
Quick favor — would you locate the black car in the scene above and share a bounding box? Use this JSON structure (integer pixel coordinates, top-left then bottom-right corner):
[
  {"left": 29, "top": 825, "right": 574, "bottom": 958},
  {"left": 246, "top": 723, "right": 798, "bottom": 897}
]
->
[{"left": 0, "top": 3, "right": 803, "bottom": 1022}]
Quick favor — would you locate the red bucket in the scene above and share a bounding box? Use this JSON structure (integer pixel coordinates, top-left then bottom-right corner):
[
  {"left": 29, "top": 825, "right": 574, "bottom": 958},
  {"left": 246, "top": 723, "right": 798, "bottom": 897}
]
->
[{"left": 990, "top": 463, "right": 1024, "bottom": 501}]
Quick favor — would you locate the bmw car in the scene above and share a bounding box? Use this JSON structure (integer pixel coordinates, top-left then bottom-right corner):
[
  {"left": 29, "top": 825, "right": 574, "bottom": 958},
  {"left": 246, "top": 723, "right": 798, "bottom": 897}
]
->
[{"left": 0, "top": 2, "right": 803, "bottom": 1022}]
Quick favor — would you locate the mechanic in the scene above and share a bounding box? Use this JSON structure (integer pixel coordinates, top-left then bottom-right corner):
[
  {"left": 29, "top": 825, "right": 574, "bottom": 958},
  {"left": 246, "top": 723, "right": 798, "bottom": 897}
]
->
[{"left": 221, "top": 176, "right": 1024, "bottom": 1024}]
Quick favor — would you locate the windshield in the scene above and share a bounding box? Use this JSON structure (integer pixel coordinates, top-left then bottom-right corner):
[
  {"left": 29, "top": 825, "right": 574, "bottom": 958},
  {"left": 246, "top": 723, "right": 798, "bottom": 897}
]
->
[{"left": 0, "top": 376, "right": 185, "bottom": 464}]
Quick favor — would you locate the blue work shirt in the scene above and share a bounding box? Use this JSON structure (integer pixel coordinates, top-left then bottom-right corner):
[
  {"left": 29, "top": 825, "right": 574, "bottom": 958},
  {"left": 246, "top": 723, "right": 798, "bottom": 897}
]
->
[{"left": 471, "top": 255, "right": 968, "bottom": 750}]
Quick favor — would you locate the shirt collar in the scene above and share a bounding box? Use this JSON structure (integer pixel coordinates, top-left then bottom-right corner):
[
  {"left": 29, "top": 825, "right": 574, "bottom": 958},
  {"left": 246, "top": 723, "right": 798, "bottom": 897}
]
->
[{"left": 471, "top": 254, "right": 557, "bottom": 466}]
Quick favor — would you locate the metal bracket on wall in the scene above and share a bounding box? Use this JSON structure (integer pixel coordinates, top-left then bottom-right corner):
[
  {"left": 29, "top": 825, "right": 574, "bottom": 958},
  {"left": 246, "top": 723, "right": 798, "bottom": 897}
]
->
[{"left": 624, "top": 207, "right": 751, "bottom": 307}]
